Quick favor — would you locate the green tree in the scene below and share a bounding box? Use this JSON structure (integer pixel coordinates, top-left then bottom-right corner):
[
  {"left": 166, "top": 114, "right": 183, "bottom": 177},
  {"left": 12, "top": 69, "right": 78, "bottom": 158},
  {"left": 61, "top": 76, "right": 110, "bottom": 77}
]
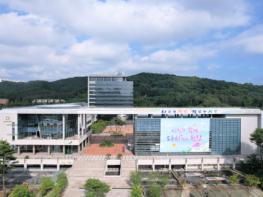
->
[
  {"left": 147, "top": 183, "right": 161, "bottom": 197},
  {"left": 39, "top": 177, "right": 54, "bottom": 196},
  {"left": 131, "top": 185, "right": 143, "bottom": 197},
  {"left": 250, "top": 128, "right": 263, "bottom": 166},
  {"left": 8, "top": 184, "right": 31, "bottom": 197},
  {"left": 244, "top": 175, "right": 261, "bottom": 187},
  {"left": 148, "top": 172, "right": 159, "bottom": 183},
  {"left": 84, "top": 179, "right": 110, "bottom": 197},
  {"left": 229, "top": 174, "right": 239, "bottom": 185},
  {"left": 46, "top": 172, "right": 68, "bottom": 197},
  {"left": 99, "top": 140, "right": 114, "bottom": 147},
  {"left": 0, "top": 140, "right": 16, "bottom": 197},
  {"left": 90, "top": 120, "right": 109, "bottom": 134},
  {"left": 130, "top": 171, "right": 142, "bottom": 186},
  {"left": 159, "top": 175, "right": 169, "bottom": 190}
]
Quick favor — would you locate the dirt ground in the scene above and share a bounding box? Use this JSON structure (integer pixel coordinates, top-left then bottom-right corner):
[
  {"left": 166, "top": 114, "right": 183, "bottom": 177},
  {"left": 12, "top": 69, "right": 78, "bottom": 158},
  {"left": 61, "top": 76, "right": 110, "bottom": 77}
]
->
[{"left": 82, "top": 144, "right": 133, "bottom": 155}]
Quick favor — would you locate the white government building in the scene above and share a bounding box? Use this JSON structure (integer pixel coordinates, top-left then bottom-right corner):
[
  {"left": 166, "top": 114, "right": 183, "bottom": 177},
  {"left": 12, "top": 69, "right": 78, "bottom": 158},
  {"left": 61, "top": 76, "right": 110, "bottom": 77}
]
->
[{"left": 0, "top": 104, "right": 262, "bottom": 172}]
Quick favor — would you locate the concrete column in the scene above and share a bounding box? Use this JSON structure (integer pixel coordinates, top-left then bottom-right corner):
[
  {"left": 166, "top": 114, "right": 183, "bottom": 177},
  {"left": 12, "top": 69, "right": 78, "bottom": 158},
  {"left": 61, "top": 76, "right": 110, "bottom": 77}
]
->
[
  {"left": 77, "top": 114, "right": 81, "bottom": 138},
  {"left": 185, "top": 158, "right": 188, "bottom": 171},
  {"left": 57, "top": 164, "right": 60, "bottom": 171},
  {"left": 169, "top": 158, "right": 172, "bottom": 171},
  {"left": 23, "top": 163, "right": 27, "bottom": 170},
  {"left": 48, "top": 146, "right": 51, "bottom": 154},
  {"left": 217, "top": 157, "right": 220, "bottom": 171},
  {"left": 232, "top": 158, "right": 236, "bottom": 169},
  {"left": 63, "top": 146, "right": 66, "bottom": 154},
  {"left": 17, "top": 146, "right": 21, "bottom": 154},
  {"left": 33, "top": 145, "right": 36, "bottom": 154},
  {"left": 135, "top": 159, "right": 138, "bottom": 171},
  {"left": 82, "top": 141, "right": 85, "bottom": 150},
  {"left": 152, "top": 158, "right": 155, "bottom": 171},
  {"left": 40, "top": 164, "right": 44, "bottom": 171},
  {"left": 23, "top": 158, "right": 27, "bottom": 170},
  {"left": 201, "top": 158, "right": 204, "bottom": 171},
  {"left": 62, "top": 115, "right": 66, "bottom": 140},
  {"left": 78, "top": 144, "right": 81, "bottom": 153}
]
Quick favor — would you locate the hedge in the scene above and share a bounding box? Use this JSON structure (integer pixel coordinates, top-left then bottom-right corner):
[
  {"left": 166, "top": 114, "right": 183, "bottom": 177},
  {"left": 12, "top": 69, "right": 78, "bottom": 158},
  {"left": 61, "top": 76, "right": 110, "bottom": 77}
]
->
[{"left": 46, "top": 172, "right": 68, "bottom": 197}]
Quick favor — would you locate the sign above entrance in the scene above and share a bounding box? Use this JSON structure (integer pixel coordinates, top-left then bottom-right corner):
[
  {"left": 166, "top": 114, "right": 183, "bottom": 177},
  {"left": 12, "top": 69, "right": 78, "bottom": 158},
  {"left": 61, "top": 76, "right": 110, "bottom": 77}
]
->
[{"left": 160, "top": 108, "right": 220, "bottom": 115}]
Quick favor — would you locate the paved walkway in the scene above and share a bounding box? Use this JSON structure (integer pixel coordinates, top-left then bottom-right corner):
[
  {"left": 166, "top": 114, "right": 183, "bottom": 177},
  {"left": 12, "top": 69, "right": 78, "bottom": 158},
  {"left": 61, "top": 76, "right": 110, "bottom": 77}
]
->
[
  {"left": 63, "top": 157, "right": 134, "bottom": 197},
  {"left": 106, "top": 189, "right": 131, "bottom": 197}
]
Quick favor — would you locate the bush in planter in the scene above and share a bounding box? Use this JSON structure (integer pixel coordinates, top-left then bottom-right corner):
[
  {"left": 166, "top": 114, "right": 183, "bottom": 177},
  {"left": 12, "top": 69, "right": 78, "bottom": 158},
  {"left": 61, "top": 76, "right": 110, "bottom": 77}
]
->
[
  {"left": 46, "top": 172, "right": 68, "bottom": 197},
  {"left": 147, "top": 183, "right": 161, "bottom": 197},
  {"left": 105, "top": 153, "right": 111, "bottom": 160},
  {"left": 117, "top": 153, "right": 122, "bottom": 159},
  {"left": 131, "top": 185, "right": 143, "bottom": 197},
  {"left": 84, "top": 178, "right": 110, "bottom": 197},
  {"left": 9, "top": 184, "right": 31, "bottom": 197},
  {"left": 229, "top": 174, "right": 239, "bottom": 185},
  {"left": 244, "top": 175, "right": 261, "bottom": 187},
  {"left": 130, "top": 171, "right": 142, "bottom": 186},
  {"left": 40, "top": 177, "right": 54, "bottom": 196}
]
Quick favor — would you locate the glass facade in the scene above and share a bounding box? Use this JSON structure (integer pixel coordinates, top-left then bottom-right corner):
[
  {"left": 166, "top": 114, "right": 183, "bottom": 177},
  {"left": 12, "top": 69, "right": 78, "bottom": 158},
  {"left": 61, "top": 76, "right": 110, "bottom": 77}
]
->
[
  {"left": 134, "top": 118, "right": 161, "bottom": 154},
  {"left": 134, "top": 117, "right": 241, "bottom": 155},
  {"left": 18, "top": 114, "right": 78, "bottom": 139},
  {"left": 210, "top": 118, "right": 241, "bottom": 155},
  {"left": 18, "top": 114, "right": 63, "bottom": 139},
  {"left": 65, "top": 114, "right": 78, "bottom": 138},
  {"left": 88, "top": 76, "right": 133, "bottom": 106}
]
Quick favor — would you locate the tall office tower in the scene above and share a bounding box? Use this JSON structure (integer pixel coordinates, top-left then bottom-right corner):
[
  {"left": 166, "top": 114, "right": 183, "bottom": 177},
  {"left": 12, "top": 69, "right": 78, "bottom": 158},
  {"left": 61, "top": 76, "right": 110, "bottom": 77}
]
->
[{"left": 87, "top": 75, "right": 133, "bottom": 107}]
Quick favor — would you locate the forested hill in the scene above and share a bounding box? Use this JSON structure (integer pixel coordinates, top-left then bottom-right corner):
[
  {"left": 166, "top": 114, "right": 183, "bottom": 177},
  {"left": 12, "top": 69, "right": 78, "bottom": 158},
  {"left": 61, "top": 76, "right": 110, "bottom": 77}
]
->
[
  {"left": 129, "top": 73, "right": 263, "bottom": 107},
  {"left": 0, "top": 72, "right": 263, "bottom": 108}
]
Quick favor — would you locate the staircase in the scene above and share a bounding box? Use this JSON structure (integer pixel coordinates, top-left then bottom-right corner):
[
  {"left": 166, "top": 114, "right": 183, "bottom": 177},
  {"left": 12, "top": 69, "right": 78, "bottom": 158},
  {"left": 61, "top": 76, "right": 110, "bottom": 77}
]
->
[{"left": 64, "top": 158, "right": 106, "bottom": 197}]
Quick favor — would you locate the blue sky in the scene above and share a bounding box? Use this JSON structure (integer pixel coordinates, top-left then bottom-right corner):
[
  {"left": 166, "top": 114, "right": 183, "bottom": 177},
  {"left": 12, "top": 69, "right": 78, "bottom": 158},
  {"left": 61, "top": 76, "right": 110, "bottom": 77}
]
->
[{"left": 0, "top": 0, "right": 262, "bottom": 84}]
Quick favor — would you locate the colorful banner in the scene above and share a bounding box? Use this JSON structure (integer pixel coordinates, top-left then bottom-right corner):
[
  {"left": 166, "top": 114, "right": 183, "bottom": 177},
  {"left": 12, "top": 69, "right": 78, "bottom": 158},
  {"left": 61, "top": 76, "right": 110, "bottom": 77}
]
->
[{"left": 160, "top": 118, "right": 210, "bottom": 152}]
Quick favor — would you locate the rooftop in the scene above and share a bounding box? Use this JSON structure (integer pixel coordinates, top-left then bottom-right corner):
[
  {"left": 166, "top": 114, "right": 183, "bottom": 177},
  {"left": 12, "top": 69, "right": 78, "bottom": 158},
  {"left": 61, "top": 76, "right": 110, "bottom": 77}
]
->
[{"left": 0, "top": 103, "right": 261, "bottom": 115}]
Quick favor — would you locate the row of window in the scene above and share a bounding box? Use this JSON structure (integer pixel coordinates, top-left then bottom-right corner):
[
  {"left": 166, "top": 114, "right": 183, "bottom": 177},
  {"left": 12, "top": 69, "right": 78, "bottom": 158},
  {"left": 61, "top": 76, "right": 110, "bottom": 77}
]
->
[{"left": 134, "top": 118, "right": 241, "bottom": 155}]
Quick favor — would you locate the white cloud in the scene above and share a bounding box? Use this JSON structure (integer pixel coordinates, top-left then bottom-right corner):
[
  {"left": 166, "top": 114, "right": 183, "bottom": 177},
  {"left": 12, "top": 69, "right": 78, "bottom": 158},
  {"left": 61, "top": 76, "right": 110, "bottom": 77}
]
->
[
  {"left": 123, "top": 45, "right": 217, "bottom": 73},
  {"left": 0, "top": 0, "right": 258, "bottom": 81},
  {"left": 232, "top": 25, "right": 263, "bottom": 54},
  {"left": 4, "top": 0, "right": 250, "bottom": 43},
  {"left": 0, "top": 12, "right": 74, "bottom": 46},
  {"left": 0, "top": 40, "right": 217, "bottom": 80}
]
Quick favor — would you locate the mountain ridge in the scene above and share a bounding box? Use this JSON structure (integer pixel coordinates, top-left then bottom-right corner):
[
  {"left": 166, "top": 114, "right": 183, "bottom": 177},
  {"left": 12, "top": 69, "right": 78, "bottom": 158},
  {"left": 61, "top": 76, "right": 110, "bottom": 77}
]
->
[{"left": 0, "top": 72, "right": 262, "bottom": 108}]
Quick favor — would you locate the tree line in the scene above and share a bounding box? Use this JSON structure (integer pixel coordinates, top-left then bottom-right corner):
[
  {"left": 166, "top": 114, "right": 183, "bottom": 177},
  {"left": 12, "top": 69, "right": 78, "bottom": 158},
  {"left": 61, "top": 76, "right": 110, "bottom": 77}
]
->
[{"left": 0, "top": 72, "right": 262, "bottom": 107}]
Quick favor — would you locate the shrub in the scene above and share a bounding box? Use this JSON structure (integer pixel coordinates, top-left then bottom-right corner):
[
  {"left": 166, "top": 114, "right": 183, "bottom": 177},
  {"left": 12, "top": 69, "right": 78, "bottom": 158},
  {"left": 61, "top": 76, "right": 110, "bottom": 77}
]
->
[
  {"left": 90, "top": 120, "right": 109, "bottom": 134},
  {"left": 147, "top": 183, "right": 161, "bottom": 197},
  {"left": 117, "top": 153, "right": 122, "bottom": 159},
  {"left": 159, "top": 175, "right": 169, "bottom": 189},
  {"left": 130, "top": 171, "right": 142, "bottom": 186},
  {"left": 84, "top": 178, "right": 110, "bottom": 197},
  {"left": 229, "top": 174, "right": 239, "bottom": 184},
  {"left": 113, "top": 117, "right": 125, "bottom": 126},
  {"left": 46, "top": 172, "right": 68, "bottom": 197},
  {"left": 105, "top": 153, "right": 111, "bottom": 160},
  {"left": 99, "top": 140, "right": 114, "bottom": 147},
  {"left": 244, "top": 175, "right": 261, "bottom": 187},
  {"left": 9, "top": 184, "right": 31, "bottom": 197},
  {"left": 131, "top": 185, "right": 143, "bottom": 197},
  {"left": 40, "top": 177, "right": 54, "bottom": 196}
]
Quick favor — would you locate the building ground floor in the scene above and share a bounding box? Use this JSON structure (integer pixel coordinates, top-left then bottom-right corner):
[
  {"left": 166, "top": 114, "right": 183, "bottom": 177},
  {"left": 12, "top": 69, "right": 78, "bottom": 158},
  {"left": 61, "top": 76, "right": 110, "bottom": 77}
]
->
[
  {"left": 14, "top": 137, "right": 90, "bottom": 155},
  {"left": 13, "top": 154, "right": 244, "bottom": 173}
]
